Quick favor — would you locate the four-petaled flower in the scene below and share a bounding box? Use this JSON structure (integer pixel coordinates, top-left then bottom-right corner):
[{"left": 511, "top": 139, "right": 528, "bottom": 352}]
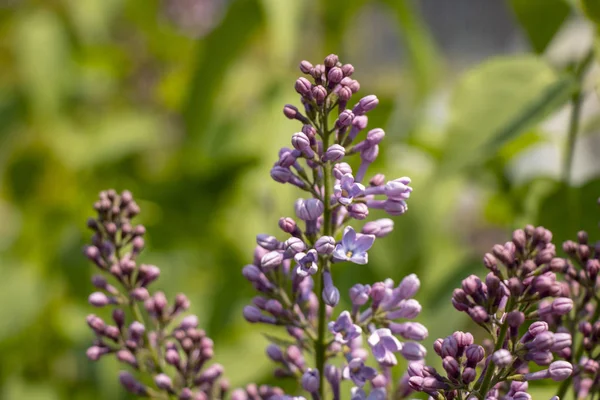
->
[
  {"left": 294, "top": 249, "right": 318, "bottom": 277},
  {"left": 343, "top": 358, "right": 377, "bottom": 387},
  {"left": 328, "top": 311, "right": 362, "bottom": 344},
  {"left": 334, "top": 174, "right": 365, "bottom": 205},
  {"left": 368, "top": 328, "right": 403, "bottom": 366},
  {"left": 333, "top": 227, "right": 375, "bottom": 265}
]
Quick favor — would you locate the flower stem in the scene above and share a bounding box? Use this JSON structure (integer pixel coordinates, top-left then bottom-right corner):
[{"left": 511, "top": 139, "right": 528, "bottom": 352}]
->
[
  {"left": 316, "top": 105, "right": 333, "bottom": 399},
  {"left": 475, "top": 321, "right": 509, "bottom": 398},
  {"left": 562, "top": 49, "right": 594, "bottom": 184}
]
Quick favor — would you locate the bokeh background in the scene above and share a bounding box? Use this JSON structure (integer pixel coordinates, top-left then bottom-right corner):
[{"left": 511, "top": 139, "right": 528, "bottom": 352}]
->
[{"left": 1, "top": 0, "right": 600, "bottom": 399}]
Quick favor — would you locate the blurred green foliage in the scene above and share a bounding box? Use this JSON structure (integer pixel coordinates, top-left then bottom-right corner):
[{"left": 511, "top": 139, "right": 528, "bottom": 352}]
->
[{"left": 0, "top": 0, "right": 599, "bottom": 399}]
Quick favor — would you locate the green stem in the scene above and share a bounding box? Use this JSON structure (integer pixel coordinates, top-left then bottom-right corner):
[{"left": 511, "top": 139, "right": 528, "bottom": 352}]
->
[
  {"left": 475, "top": 322, "right": 509, "bottom": 399},
  {"left": 315, "top": 104, "right": 333, "bottom": 399},
  {"left": 131, "top": 301, "right": 164, "bottom": 374},
  {"left": 562, "top": 50, "right": 594, "bottom": 184}
]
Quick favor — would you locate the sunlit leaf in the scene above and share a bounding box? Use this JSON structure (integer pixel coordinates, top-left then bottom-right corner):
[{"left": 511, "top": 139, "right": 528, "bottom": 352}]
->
[{"left": 439, "top": 55, "right": 577, "bottom": 174}]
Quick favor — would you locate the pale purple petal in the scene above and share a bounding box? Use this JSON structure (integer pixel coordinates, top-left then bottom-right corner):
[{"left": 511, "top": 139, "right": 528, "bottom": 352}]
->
[
  {"left": 353, "top": 234, "right": 375, "bottom": 253},
  {"left": 342, "top": 226, "right": 357, "bottom": 249},
  {"left": 350, "top": 253, "right": 368, "bottom": 265}
]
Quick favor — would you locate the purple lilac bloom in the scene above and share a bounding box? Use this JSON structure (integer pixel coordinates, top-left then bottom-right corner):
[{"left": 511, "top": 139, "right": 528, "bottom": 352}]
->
[
  {"left": 334, "top": 174, "right": 365, "bottom": 205},
  {"left": 294, "top": 249, "right": 318, "bottom": 277},
  {"left": 343, "top": 358, "right": 377, "bottom": 387},
  {"left": 333, "top": 226, "right": 375, "bottom": 265},
  {"left": 368, "top": 328, "right": 403, "bottom": 366},
  {"left": 329, "top": 311, "right": 362, "bottom": 344}
]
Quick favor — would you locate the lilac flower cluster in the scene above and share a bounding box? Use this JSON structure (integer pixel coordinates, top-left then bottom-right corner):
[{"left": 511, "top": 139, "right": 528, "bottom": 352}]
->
[
  {"left": 242, "top": 54, "right": 421, "bottom": 399},
  {"left": 403, "top": 225, "right": 581, "bottom": 399},
  {"left": 84, "top": 190, "right": 283, "bottom": 399}
]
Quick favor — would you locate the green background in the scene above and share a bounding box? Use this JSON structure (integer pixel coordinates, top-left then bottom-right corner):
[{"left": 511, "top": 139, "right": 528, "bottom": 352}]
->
[{"left": 1, "top": 0, "right": 599, "bottom": 399}]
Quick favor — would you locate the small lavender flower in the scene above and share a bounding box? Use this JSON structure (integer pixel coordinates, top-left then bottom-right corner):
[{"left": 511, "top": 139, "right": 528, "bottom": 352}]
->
[
  {"left": 368, "top": 328, "right": 403, "bottom": 366},
  {"left": 343, "top": 358, "right": 377, "bottom": 387},
  {"left": 329, "top": 311, "right": 362, "bottom": 344},
  {"left": 294, "top": 249, "right": 318, "bottom": 277},
  {"left": 333, "top": 227, "right": 375, "bottom": 264},
  {"left": 334, "top": 174, "right": 365, "bottom": 205}
]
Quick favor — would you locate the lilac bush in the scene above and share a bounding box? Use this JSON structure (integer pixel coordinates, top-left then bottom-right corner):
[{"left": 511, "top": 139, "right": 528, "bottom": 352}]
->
[{"left": 82, "top": 54, "right": 600, "bottom": 400}]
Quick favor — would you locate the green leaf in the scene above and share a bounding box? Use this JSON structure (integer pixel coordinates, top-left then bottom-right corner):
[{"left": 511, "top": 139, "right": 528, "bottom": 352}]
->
[
  {"left": 581, "top": 0, "right": 600, "bottom": 25},
  {"left": 509, "top": 0, "right": 571, "bottom": 53},
  {"left": 439, "top": 55, "right": 577, "bottom": 174},
  {"left": 182, "top": 0, "right": 263, "bottom": 143}
]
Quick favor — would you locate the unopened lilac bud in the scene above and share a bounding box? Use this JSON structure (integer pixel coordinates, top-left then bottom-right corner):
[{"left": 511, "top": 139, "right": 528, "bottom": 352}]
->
[
  {"left": 89, "top": 292, "right": 110, "bottom": 307},
  {"left": 341, "top": 63, "right": 354, "bottom": 77},
  {"left": 279, "top": 217, "right": 298, "bottom": 235},
  {"left": 86, "top": 345, "right": 109, "bottom": 361},
  {"left": 462, "top": 275, "right": 482, "bottom": 295},
  {"left": 243, "top": 305, "right": 263, "bottom": 323},
  {"left": 283, "top": 104, "right": 299, "bottom": 119},
  {"left": 179, "top": 315, "right": 198, "bottom": 330},
  {"left": 551, "top": 297, "right": 573, "bottom": 315},
  {"left": 492, "top": 349, "right": 513, "bottom": 367},
  {"left": 397, "top": 274, "right": 420, "bottom": 299},
  {"left": 117, "top": 349, "right": 138, "bottom": 367},
  {"left": 338, "top": 86, "right": 352, "bottom": 101},
  {"left": 507, "top": 311, "right": 525, "bottom": 328},
  {"left": 154, "top": 374, "right": 173, "bottom": 392},
  {"left": 549, "top": 361, "right": 573, "bottom": 381},
  {"left": 324, "top": 54, "right": 339, "bottom": 68},
  {"left": 370, "top": 282, "right": 387, "bottom": 305},
  {"left": 483, "top": 253, "right": 497, "bottom": 270},
  {"left": 295, "top": 77, "right": 312, "bottom": 96},
  {"left": 468, "top": 306, "right": 489, "bottom": 323},
  {"left": 312, "top": 85, "right": 327, "bottom": 105},
  {"left": 314, "top": 236, "right": 335, "bottom": 255},
  {"left": 465, "top": 344, "right": 485, "bottom": 365},
  {"left": 355, "top": 95, "right": 379, "bottom": 115},
  {"left": 322, "top": 270, "right": 340, "bottom": 307},
  {"left": 261, "top": 251, "right": 283, "bottom": 270},
  {"left": 387, "top": 299, "right": 422, "bottom": 319},
  {"left": 302, "top": 368, "right": 320, "bottom": 392},
  {"left": 443, "top": 356, "right": 460, "bottom": 378},
  {"left": 528, "top": 351, "right": 553, "bottom": 365},
  {"left": 119, "top": 371, "right": 147, "bottom": 396},
  {"left": 284, "top": 237, "right": 306, "bottom": 255},
  {"left": 531, "top": 331, "right": 555, "bottom": 351},
  {"left": 256, "top": 234, "right": 280, "bottom": 251},
  {"left": 336, "top": 110, "right": 354, "bottom": 127},
  {"left": 361, "top": 144, "right": 379, "bottom": 163},
  {"left": 348, "top": 203, "right": 368, "bottom": 220},
  {"left": 441, "top": 336, "right": 458, "bottom": 358},
  {"left": 295, "top": 198, "right": 324, "bottom": 221},
  {"left": 383, "top": 198, "right": 406, "bottom": 216},
  {"left": 389, "top": 322, "right": 428, "bottom": 341},
  {"left": 266, "top": 344, "right": 284, "bottom": 362},
  {"left": 299, "top": 60, "right": 313, "bottom": 74},
  {"left": 328, "top": 67, "right": 343, "bottom": 83},
  {"left": 333, "top": 162, "right": 353, "bottom": 179},
  {"left": 131, "top": 287, "right": 149, "bottom": 301},
  {"left": 323, "top": 144, "right": 345, "bottom": 162},
  {"left": 270, "top": 166, "right": 292, "bottom": 183},
  {"left": 550, "top": 333, "right": 572, "bottom": 351},
  {"left": 362, "top": 219, "right": 394, "bottom": 238},
  {"left": 349, "top": 284, "right": 370, "bottom": 306},
  {"left": 165, "top": 348, "right": 181, "bottom": 366}
]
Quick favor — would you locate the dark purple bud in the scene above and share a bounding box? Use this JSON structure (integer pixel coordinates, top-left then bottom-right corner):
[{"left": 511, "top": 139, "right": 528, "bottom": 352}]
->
[
  {"left": 119, "top": 371, "right": 147, "bottom": 396},
  {"left": 370, "top": 282, "right": 387, "bottom": 307},
  {"left": 442, "top": 356, "right": 460, "bottom": 378},
  {"left": 336, "top": 110, "right": 354, "bottom": 127},
  {"left": 243, "top": 306, "right": 263, "bottom": 323},
  {"left": 507, "top": 277, "right": 523, "bottom": 296},
  {"left": 579, "top": 321, "right": 592, "bottom": 336},
  {"left": 462, "top": 275, "right": 482, "bottom": 295},
  {"left": 266, "top": 344, "right": 284, "bottom": 362},
  {"left": 256, "top": 234, "right": 281, "bottom": 251},
  {"left": 507, "top": 311, "right": 525, "bottom": 328},
  {"left": 468, "top": 306, "right": 489, "bottom": 324},
  {"left": 528, "top": 321, "right": 548, "bottom": 336},
  {"left": 154, "top": 374, "right": 173, "bottom": 392},
  {"left": 328, "top": 67, "right": 343, "bottom": 83},
  {"left": 441, "top": 336, "right": 458, "bottom": 358},
  {"left": 462, "top": 367, "right": 476, "bottom": 384},
  {"left": 324, "top": 54, "right": 339, "bottom": 68},
  {"left": 323, "top": 144, "right": 345, "bottom": 162},
  {"left": 283, "top": 104, "right": 300, "bottom": 119},
  {"left": 483, "top": 253, "right": 498, "bottom": 271},
  {"left": 512, "top": 229, "right": 527, "bottom": 251},
  {"left": 492, "top": 244, "right": 514, "bottom": 265},
  {"left": 265, "top": 299, "right": 284, "bottom": 317},
  {"left": 528, "top": 351, "right": 553, "bottom": 366},
  {"left": 295, "top": 77, "right": 312, "bottom": 96},
  {"left": 401, "top": 342, "right": 427, "bottom": 361},
  {"left": 433, "top": 338, "right": 443, "bottom": 357},
  {"left": 312, "top": 85, "right": 327, "bottom": 105},
  {"left": 165, "top": 348, "right": 180, "bottom": 366},
  {"left": 465, "top": 344, "right": 485, "bottom": 365},
  {"left": 299, "top": 60, "right": 313, "bottom": 74},
  {"left": 279, "top": 217, "right": 298, "bottom": 235}
]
